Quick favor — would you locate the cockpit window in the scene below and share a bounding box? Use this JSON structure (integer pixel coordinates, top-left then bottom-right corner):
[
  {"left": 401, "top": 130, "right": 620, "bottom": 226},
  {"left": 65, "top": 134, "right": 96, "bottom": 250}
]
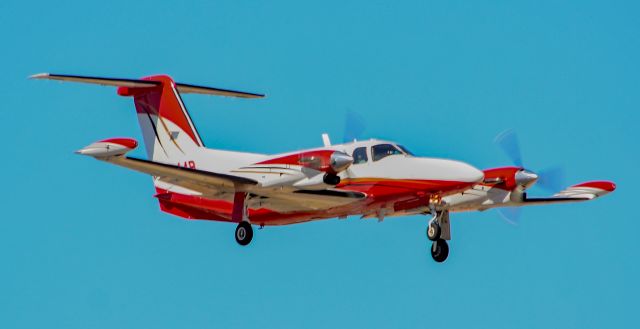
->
[
  {"left": 372, "top": 144, "right": 404, "bottom": 161},
  {"left": 352, "top": 147, "right": 368, "bottom": 164},
  {"left": 396, "top": 145, "right": 414, "bottom": 156}
]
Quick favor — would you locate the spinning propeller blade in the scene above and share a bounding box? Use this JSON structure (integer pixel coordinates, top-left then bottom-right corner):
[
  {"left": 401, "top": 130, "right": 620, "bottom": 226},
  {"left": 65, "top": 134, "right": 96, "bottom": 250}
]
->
[
  {"left": 343, "top": 111, "right": 366, "bottom": 143},
  {"left": 497, "top": 207, "right": 522, "bottom": 226},
  {"left": 494, "top": 129, "right": 523, "bottom": 167},
  {"left": 537, "top": 166, "right": 565, "bottom": 193},
  {"left": 493, "top": 129, "right": 565, "bottom": 224}
]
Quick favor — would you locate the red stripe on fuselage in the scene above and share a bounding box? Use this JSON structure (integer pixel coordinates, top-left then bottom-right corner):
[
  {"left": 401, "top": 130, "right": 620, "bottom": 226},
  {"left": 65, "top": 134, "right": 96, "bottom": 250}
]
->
[
  {"left": 338, "top": 177, "right": 476, "bottom": 198},
  {"left": 153, "top": 177, "right": 475, "bottom": 225}
]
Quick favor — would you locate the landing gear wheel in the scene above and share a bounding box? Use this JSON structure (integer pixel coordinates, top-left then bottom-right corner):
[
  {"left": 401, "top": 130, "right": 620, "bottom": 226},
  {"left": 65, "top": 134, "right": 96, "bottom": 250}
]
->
[
  {"left": 427, "top": 221, "right": 441, "bottom": 241},
  {"left": 235, "top": 222, "right": 253, "bottom": 246},
  {"left": 431, "top": 239, "right": 449, "bottom": 263}
]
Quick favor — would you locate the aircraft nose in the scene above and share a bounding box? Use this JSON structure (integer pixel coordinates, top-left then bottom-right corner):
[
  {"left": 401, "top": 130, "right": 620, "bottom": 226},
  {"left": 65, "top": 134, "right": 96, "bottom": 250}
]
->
[
  {"left": 455, "top": 161, "right": 484, "bottom": 183},
  {"left": 424, "top": 158, "right": 484, "bottom": 183}
]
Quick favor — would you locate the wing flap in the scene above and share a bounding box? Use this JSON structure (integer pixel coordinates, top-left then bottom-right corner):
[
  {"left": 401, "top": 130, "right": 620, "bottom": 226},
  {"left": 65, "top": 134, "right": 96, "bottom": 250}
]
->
[{"left": 255, "top": 188, "right": 366, "bottom": 212}]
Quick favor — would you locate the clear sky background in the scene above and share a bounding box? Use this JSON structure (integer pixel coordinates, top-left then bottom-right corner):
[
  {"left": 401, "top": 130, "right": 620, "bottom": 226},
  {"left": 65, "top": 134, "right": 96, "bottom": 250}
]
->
[{"left": 1, "top": 1, "right": 638, "bottom": 328}]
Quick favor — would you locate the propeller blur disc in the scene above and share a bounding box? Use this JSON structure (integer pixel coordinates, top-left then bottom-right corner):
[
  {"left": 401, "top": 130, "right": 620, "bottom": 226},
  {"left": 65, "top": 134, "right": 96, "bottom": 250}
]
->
[
  {"left": 343, "top": 111, "right": 366, "bottom": 143},
  {"left": 494, "top": 129, "right": 524, "bottom": 167},
  {"left": 497, "top": 207, "right": 522, "bottom": 225},
  {"left": 537, "top": 166, "right": 565, "bottom": 193}
]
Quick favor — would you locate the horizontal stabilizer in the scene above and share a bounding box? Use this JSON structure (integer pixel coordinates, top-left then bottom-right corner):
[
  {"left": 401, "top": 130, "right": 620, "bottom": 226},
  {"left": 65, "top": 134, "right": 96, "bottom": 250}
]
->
[
  {"left": 175, "top": 82, "right": 264, "bottom": 98},
  {"left": 30, "top": 73, "right": 264, "bottom": 98},
  {"left": 30, "top": 73, "right": 159, "bottom": 88}
]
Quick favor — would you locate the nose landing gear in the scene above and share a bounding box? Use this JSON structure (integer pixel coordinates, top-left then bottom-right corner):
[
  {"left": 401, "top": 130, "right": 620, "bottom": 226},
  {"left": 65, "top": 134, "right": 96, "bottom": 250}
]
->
[
  {"left": 426, "top": 200, "right": 451, "bottom": 262},
  {"left": 431, "top": 239, "right": 449, "bottom": 263},
  {"left": 427, "top": 221, "right": 441, "bottom": 241}
]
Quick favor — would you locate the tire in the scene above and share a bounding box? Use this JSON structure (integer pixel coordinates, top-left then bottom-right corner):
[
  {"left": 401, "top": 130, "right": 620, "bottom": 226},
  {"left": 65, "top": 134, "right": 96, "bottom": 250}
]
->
[
  {"left": 431, "top": 239, "right": 449, "bottom": 263},
  {"left": 427, "top": 222, "right": 441, "bottom": 241},
  {"left": 235, "top": 222, "right": 253, "bottom": 246},
  {"left": 323, "top": 174, "right": 341, "bottom": 185}
]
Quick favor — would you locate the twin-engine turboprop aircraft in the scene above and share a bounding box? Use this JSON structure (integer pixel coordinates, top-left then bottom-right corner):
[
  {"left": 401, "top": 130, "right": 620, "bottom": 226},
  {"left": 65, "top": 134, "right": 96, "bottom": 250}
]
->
[{"left": 32, "top": 73, "right": 616, "bottom": 262}]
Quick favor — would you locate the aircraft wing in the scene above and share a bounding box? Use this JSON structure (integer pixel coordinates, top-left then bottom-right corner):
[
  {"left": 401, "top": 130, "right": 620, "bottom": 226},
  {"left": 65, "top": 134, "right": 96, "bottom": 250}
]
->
[
  {"left": 447, "top": 180, "right": 615, "bottom": 214},
  {"left": 76, "top": 137, "right": 365, "bottom": 212},
  {"left": 521, "top": 181, "right": 616, "bottom": 206},
  {"left": 109, "top": 156, "right": 257, "bottom": 193},
  {"left": 106, "top": 157, "right": 364, "bottom": 212}
]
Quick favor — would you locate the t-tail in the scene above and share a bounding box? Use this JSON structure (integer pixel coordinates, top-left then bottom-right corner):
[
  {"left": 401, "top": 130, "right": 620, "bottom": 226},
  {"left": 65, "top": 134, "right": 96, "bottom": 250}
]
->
[{"left": 30, "top": 73, "right": 264, "bottom": 165}]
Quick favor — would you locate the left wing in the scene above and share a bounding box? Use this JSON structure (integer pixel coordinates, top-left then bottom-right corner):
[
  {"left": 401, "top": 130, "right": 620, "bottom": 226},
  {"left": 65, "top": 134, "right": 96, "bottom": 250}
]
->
[{"left": 445, "top": 181, "right": 616, "bottom": 213}]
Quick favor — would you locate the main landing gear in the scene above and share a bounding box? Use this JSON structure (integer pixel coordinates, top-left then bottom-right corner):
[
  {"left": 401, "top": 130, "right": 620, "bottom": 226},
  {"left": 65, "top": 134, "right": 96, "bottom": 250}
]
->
[
  {"left": 235, "top": 221, "right": 253, "bottom": 246},
  {"left": 426, "top": 205, "right": 451, "bottom": 263},
  {"left": 233, "top": 191, "right": 254, "bottom": 246}
]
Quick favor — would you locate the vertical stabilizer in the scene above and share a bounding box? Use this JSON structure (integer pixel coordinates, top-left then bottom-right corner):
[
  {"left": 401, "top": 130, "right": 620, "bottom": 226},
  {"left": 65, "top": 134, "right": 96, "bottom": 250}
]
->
[{"left": 117, "top": 75, "right": 204, "bottom": 163}]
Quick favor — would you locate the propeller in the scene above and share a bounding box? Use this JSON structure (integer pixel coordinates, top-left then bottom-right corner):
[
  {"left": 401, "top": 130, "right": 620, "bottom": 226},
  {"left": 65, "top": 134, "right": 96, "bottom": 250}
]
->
[
  {"left": 494, "top": 129, "right": 523, "bottom": 167},
  {"left": 493, "top": 129, "right": 566, "bottom": 224},
  {"left": 494, "top": 129, "right": 565, "bottom": 192},
  {"left": 497, "top": 207, "right": 522, "bottom": 225},
  {"left": 537, "top": 166, "right": 565, "bottom": 192},
  {"left": 343, "top": 111, "right": 366, "bottom": 143}
]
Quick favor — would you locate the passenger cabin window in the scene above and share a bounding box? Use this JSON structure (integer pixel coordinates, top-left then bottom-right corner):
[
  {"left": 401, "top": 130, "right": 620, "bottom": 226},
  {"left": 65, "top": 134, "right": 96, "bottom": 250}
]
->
[
  {"left": 372, "top": 144, "right": 404, "bottom": 161},
  {"left": 352, "top": 147, "right": 368, "bottom": 164}
]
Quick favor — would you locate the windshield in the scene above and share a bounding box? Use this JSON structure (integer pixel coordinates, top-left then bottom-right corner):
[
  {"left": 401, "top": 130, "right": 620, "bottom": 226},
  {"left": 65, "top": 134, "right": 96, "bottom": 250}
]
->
[
  {"left": 396, "top": 144, "right": 414, "bottom": 156},
  {"left": 372, "top": 144, "right": 404, "bottom": 161}
]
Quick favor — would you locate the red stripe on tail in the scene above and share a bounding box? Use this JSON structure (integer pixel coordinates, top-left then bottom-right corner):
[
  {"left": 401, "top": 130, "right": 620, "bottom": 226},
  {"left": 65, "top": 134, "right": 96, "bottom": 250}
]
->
[{"left": 117, "top": 75, "right": 203, "bottom": 147}]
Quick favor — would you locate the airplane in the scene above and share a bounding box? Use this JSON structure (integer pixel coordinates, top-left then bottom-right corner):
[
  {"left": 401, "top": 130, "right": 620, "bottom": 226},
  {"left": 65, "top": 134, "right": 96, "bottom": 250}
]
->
[{"left": 31, "top": 73, "right": 616, "bottom": 262}]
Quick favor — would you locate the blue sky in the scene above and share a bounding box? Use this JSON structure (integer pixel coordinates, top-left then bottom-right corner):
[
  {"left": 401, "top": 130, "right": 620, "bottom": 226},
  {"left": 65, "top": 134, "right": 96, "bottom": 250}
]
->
[{"left": 1, "top": 1, "right": 638, "bottom": 328}]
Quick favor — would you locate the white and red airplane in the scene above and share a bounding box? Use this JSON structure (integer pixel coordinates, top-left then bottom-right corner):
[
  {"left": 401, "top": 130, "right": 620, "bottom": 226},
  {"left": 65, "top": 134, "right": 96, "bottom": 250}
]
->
[{"left": 32, "top": 73, "right": 616, "bottom": 262}]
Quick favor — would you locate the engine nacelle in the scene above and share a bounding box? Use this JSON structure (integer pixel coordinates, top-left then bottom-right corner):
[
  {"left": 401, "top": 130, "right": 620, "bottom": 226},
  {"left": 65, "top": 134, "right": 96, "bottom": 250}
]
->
[
  {"left": 329, "top": 152, "right": 353, "bottom": 173},
  {"left": 257, "top": 150, "right": 354, "bottom": 189},
  {"left": 272, "top": 150, "right": 353, "bottom": 174}
]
